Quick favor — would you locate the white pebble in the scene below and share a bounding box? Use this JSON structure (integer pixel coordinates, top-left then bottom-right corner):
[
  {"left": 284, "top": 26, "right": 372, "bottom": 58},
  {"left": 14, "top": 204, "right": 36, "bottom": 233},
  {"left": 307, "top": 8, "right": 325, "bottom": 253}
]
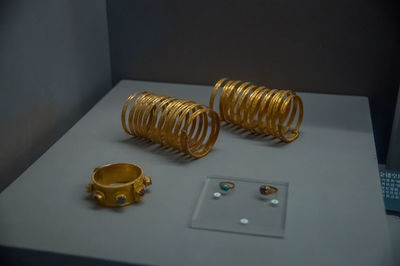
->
[
  {"left": 270, "top": 199, "right": 279, "bottom": 206},
  {"left": 213, "top": 192, "right": 221, "bottom": 199},
  {"left": 240, "top": 218, "right": 249, "bottom": 225}
]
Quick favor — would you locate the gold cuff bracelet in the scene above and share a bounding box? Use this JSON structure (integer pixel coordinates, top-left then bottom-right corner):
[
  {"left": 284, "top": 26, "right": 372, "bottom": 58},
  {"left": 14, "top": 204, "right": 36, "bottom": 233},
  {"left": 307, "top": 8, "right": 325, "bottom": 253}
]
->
[{"left": 86, "top": 163, "right": 152, "bottom": 207}]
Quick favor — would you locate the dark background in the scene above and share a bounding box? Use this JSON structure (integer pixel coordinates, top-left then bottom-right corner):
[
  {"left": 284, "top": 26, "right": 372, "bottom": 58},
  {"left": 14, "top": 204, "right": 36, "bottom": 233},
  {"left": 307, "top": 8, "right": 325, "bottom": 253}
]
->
[
  {"left": 0, "top": 0, "right": 111, "bottom": 191},
  {"left": 108, "top": 0, "right": 400, "bottom": 164},
  {"left": 0, "top": 0, "right": 399, "bottom": 191}
]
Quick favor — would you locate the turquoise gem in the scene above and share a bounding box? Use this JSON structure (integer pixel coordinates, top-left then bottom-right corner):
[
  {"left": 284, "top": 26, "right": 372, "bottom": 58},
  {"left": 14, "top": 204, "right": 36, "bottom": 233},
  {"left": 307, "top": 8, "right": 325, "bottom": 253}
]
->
[{"left": 220, "top": 184, "right": 229, "bottom": 191}]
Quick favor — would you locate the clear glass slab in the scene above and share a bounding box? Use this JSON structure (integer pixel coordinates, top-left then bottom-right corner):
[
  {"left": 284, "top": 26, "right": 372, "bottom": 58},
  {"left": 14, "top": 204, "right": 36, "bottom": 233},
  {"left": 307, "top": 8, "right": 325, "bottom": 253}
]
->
[{"left": 191, "top": 176, "right": 289, "bottom": 237}]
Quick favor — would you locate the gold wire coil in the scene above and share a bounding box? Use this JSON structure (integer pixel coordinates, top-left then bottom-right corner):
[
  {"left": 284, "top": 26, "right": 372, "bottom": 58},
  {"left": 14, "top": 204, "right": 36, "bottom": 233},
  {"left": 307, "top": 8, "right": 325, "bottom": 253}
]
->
[
  {"left": 209, "top": 78, "right": 303, "bottom": 143},
  {"left": 122, "top": 91, "right": 220, "bottom": 158}
]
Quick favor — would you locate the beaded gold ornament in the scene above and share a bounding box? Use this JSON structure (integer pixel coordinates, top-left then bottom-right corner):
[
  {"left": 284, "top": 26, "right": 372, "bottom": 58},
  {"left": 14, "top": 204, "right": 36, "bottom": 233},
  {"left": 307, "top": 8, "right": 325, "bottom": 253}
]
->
[
  {"left": 209, "top": 78, "right": 303, "bottom": 143},
  {"left": 122, "top": 91, "right": 220, "bottom": 158}
]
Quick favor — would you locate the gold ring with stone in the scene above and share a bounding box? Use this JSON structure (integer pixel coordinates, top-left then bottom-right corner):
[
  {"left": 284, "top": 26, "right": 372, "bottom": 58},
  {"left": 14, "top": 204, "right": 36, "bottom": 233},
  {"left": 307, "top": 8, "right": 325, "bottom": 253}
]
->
[
  {"left": 219, "top": 181, "right": 235, "bottom": 191},
  {"left": 259, "top": 185, "right": 278, "bottom": 195}
]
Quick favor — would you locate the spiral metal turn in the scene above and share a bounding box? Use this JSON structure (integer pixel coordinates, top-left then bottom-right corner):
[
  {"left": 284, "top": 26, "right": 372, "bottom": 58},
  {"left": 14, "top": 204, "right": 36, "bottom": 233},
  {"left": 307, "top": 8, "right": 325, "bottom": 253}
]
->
[
  {"left": 209, "top": 78, "right": 303, "bottom": 143},
  {"left": 122, "top": 91, "right": 220, "bottom": 158}
]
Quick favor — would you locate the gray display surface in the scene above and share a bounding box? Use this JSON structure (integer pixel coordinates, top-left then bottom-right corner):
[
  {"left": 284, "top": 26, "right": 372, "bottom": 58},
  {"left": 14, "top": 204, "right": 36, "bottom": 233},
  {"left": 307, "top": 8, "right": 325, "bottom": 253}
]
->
[{"left": 0, "top": 80, "right": 393, "bottom": 266}]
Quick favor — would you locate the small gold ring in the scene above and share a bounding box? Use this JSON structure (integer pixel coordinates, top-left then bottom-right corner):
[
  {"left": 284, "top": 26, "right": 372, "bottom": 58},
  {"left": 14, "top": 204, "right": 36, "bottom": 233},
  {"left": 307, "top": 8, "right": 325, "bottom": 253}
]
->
[
  {"left": 219, "top": 181, "right": 235, "bottom": 191},
  {"left": 259, "top": 185, "right": 278, "bottom": 195},
  {"left": 86, "top": 163, "right": 152, "bottom": 207}
]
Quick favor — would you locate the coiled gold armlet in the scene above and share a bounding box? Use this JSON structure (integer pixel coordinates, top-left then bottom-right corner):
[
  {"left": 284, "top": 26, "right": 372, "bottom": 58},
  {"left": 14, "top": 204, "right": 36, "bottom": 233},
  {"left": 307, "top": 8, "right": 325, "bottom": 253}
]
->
[
  {"left": 86, "top": 163, "right": 152, "bottom": 207},
  {"left": 209, "top": 78, "right": 303, "bottom": 143},
  {"left": 122, "top": 91, "right": 220, "bottom": 158}
]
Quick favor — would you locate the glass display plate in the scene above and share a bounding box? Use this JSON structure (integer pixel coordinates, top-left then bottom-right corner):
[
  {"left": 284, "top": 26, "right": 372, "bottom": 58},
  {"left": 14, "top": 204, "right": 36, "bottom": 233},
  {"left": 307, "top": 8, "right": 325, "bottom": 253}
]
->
[{"left": 191, "top": 176, "right": 288, "bottom": 237}]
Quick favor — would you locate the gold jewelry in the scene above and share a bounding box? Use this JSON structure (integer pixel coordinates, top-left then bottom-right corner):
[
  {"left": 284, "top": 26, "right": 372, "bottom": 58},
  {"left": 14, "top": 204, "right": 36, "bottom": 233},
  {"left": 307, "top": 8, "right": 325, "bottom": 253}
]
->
[
  {"left": 219, "top": 181, "right": 235, "bottom": 191},
  {"left": 259, "top": 185, "right": 278, "bottom": 195},
  {"left": 86, "top": 163, "right": 152, "bottom": 207},
  {"left": 209, "top": 78, "right": 303, "bottom": 143},
  {"left": 122, "top": 91, "right": 220, "bottom": 158}
]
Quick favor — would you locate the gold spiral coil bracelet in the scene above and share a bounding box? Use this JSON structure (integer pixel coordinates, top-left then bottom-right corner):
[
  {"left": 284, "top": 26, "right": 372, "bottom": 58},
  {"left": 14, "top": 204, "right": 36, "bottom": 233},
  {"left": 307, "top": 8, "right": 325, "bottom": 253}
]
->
[
  {"left": 122, "top": 91, "right": 220, "bottom": 158},
  {"left": 209, "top": 78, "right": 303, "bottom": 143}
]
